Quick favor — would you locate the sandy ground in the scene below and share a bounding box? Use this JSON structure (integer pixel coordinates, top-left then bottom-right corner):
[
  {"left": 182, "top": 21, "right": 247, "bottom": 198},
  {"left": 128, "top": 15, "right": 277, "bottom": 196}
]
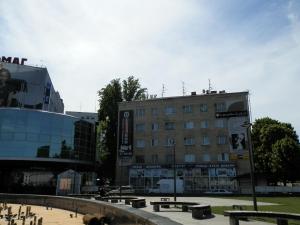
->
[{"left": 0, "top": 204, "right": 83, "bottom": 225}]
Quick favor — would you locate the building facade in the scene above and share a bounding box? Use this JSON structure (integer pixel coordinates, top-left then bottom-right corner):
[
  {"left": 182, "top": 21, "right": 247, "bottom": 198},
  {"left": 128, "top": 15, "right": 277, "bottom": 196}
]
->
[
  {"left": 0, "top": 62, "right": 64, "bottom": 112},
  {"left": 66, "top": 111, "right": 98, "bottom": 124},
  {"left": 0, "top": 61, "right": 97, "bottom": 194},
  {"left": 116, "top": 91, "right": 252, "bottom": 194}
]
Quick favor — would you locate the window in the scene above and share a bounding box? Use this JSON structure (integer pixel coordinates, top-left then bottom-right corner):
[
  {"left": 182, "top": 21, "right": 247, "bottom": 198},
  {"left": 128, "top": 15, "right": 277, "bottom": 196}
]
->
[
  {"left": 151, "top": 138, "right": 158, "bottom": 147},
  {"left": 165, "top": 154, "right": 173, "bottom": 164},
  {"left": 151, "top": 108, "right": 158, "bottom": 116},
  {"left": 218, "top": 153, "right": 229, "bottom": 161},
  {"left": 136, "top": 155, "right": 145, "bottom": 164},
  {"left": 165, "top": 137, "right": 175, "bottom": 146},
  {"left": 164, "top": 106, "right": 176, "bottom": 115},
  {"left": 184, "top": 154, "right": 195, "bottom": 163},
  {"left": 151, "top": 123, "right": 159, "bottom": 131},
  {"left": 165, "top": 122, "right": 175, "bottom": 130},
  {"left": 217, "top": 135, "right": 227, "bottom": 145},
  {"left": 203, "top": 154, "right": 210, "bottom": 162},
  {"left": 151, "top": 154, "right": 158, "bottom": 163},
  {"left": 135, "top": 123, "right": 145, "bottom": 132},
  {"left": 215, "top": 119, "right": 225, "bottom": 128},
  {"left": 184, "top": 137, "right": 195, "bottom": 146},
  {"left": 200, "top": 104, "right": 208, "bottom": 112},
  {"left": 215, "top": 102, "right": 226, "bottom": 112},
  {"left": 202, "top": 136, "right": 210, "bottom": 145},
  {"left": 183, "top": 105, "right": 193, "bottom": 113},
  {"left": 184, "top": 121, "right": 194, "bottom": 129},
  {"left": 200, "top": 120, "right": 209, "bottom": 128},
  {"left": 136, "top": 139, "right": 145, "bottom": 148},
  {"left": 136, "top": 108, "right": 145, "bottom": 117}
]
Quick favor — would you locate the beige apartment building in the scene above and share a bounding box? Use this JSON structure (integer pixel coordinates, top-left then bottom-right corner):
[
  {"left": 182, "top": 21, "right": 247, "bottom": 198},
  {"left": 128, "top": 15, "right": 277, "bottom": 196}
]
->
[{"left": 116, "top": 91, "right": 252, "bottom": 194}]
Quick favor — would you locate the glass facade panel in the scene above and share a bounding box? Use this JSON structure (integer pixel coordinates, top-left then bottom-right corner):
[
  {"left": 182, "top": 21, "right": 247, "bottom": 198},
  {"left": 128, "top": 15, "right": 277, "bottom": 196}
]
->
[{"left": 0, "top": 108, "right": 95, "bottom": 163}]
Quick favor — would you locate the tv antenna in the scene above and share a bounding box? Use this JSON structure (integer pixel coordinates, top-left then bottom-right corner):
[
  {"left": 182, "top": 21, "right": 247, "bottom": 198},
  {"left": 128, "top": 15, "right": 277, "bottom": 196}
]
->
[
  {"left": 182, "top": 81, "right": 186, "bottom": 96},
  {"left": 162, "top": 84, "right": 166, "bottom": 97},
  {"left": 208, "top": 79, "right": 213, "bottom": 92}
]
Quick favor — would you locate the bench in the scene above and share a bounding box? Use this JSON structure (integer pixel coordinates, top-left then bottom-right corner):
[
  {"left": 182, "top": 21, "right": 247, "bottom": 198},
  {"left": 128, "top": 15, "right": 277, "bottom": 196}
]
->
[
  {"left": 232, "top": 205, "right": 245, "bottom": 210},
  {"left": 131, "top": 199, "right": 146, "bottom": 208},
  {"left": 224, "top": 210, "right": 300, "bottom": 225},
  {"left": 188, "top": 205, "right": 212, "bottom": 219},
  {"left": 150, "top": 201, "right": 198, "bottom": 212},
  {"left": 160, "top": 198, "right": 170, "bottom": 208},
  {"left": 96, "top": 196, "right": 138, "bottom": 204}
]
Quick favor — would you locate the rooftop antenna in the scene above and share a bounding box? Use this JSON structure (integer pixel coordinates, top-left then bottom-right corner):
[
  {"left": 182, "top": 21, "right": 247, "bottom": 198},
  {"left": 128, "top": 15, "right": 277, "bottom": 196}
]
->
[
  {"left": 162, "top": 84, "right": 166, "bottom": 97},
  {"left": 208, "top": 79, "right": 213, "bottom": 92},
  {"left": 182, "top": 81, "right": 186, "bottom": 96}
]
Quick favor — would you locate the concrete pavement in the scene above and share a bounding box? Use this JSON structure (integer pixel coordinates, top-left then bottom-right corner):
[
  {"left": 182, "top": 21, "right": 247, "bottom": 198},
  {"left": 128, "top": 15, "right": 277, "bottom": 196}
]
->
[{"left": 115, "top": 196, "right": 275, "bottom": 225}]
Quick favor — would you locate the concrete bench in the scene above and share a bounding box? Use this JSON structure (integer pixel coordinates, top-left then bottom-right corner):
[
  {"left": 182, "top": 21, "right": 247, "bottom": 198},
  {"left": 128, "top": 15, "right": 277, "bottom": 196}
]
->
[
  {"left": 96, "top": 196, "right": 138, "bottom": 204},
  {"left": 188, "top": 205, "right": 212, "bottom": 219},
  {"left": 160, "top": 198, "right": 170, "bottom": 208},
  {"left": 232, "top": 205, "right": 245, "bottom": 210},
  {"left": 131, "top": 199, "right": 146, "bottom": 208},
  {"left": 224, "top": 210, "right": 300, "bottom": 225},
  {"left": 150, "top": 201, "right": 198, "bottom": 212}
]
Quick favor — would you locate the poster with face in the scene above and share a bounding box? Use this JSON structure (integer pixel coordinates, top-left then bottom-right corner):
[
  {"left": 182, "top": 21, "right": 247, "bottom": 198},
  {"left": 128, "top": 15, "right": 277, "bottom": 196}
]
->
[
  {"left": 231, "top": 133, "right": 246, "bottom": 151},
  {"left": 0, "top": 64, "right": 27, "bottom": 107}
]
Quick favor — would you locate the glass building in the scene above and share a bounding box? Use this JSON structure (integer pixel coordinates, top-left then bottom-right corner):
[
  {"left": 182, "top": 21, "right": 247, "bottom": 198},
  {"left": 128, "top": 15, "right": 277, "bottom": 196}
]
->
[
  {"left": 0, "top": 108, "right": 97, "bottom": 193},
  {"left": 0, "top": 108, "right": 95, "bottom": 162}
]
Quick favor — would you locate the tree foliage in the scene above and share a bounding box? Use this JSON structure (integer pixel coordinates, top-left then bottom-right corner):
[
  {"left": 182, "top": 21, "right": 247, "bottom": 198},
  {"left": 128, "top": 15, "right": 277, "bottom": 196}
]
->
[
  {"left": 252, "top": 117, "right": 300, "bottom": 185},
  {"left": 97, "top": 76, "right": 147, "bottom": 183},
  {"left": 122, "top": 76, "right": 147, "bottom": 101}
]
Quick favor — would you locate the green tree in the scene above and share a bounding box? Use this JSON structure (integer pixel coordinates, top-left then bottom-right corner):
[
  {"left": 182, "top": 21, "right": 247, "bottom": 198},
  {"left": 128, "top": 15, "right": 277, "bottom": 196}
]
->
[
  {"left": 252, "top": 117, "right": 300, "bottom": 185},
  {"left": 97, "top": 77, "right": 147, "bottom": 183},
  {"left": 98, "top": 79, "right": 122, "bottom": 181},
  {"left": 122, "top": 76, "right": 147, "bottom": 101}
]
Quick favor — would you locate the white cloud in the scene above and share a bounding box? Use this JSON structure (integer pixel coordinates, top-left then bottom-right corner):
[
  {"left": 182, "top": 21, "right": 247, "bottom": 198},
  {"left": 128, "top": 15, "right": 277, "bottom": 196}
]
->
[{"left": 1, "top": 0, "right": 300, "bottom": 134}]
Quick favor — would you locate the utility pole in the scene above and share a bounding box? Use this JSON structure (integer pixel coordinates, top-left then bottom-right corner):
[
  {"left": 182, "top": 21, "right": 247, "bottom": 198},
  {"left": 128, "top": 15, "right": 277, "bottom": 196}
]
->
[
  {"left": 172, "top": 140, "right": 177, "bottom": 202},
  {"left": 242, "top": 122, "right": 258, "bottom": 211}
]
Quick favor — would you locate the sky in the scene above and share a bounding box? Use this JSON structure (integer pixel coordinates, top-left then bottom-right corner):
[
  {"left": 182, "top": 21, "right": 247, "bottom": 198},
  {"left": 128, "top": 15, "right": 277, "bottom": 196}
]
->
[{"left": 1, "top": 0, "right": 300, "bottom": 135}]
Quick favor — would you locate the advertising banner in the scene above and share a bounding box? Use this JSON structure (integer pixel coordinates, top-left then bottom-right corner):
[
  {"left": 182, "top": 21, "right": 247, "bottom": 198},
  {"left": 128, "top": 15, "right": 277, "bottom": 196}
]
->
[
  {"left": 0, "top": 62, "right": 59, "bottom": 111},
  {"left": 118, "top": 110, "right": 134, "bottom": 157}
]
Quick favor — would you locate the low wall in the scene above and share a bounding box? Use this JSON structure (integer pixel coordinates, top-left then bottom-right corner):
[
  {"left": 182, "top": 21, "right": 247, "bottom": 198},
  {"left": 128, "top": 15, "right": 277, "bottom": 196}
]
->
[{"left": 0, "top": 194, "right": 180, "bottom": 225}]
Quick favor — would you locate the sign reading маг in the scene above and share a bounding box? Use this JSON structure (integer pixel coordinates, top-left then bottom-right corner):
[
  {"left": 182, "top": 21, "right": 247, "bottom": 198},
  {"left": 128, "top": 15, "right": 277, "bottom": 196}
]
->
[
  {"left": 1, "top": 56, "right": 28, "bottom": 65},
  {"left": 119, "top": 110, "right": 134, "bottom": 157}
]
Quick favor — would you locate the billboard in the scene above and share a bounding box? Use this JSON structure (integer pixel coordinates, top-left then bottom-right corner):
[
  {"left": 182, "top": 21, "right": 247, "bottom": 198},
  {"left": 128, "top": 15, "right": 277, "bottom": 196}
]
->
[
  {"left": 118, "top": 110, "right": 133, "bottom": 157},
  {"left": 0, "top": 62, "right": 62, "bottom": 112}
]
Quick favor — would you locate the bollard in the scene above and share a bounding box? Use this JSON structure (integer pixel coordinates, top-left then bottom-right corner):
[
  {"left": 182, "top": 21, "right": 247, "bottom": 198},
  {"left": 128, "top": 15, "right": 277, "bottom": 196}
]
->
[{"left": 18, "top": 206, "right": 21, "bottom": 219}]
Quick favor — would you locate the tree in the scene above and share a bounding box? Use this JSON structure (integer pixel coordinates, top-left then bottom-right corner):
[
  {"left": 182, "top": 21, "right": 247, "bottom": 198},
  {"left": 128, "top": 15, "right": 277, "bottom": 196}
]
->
[
  {"left": 122, "top": 76, "right": 147, "bottom": 101},
  {"left": 98, "top": 79, "right": 122, "bottom": 181},
  {"left": 251, "top": 117, "right": 300, "bottom": 185},
  {"left": 97, "top": 77, "right": 147, "bottom": 183}
]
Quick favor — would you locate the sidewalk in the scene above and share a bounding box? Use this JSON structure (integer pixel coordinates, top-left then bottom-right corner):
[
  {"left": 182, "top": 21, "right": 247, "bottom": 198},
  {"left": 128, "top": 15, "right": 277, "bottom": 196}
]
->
[{"left": 132, "top": 196, "right": 274, "bottom": 225}]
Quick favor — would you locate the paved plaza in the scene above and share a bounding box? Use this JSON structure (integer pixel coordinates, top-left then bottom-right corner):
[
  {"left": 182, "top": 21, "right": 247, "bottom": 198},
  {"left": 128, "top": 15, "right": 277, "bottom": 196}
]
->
[{"left": 112, "top": 196, "right": 275, "bottom": 225}]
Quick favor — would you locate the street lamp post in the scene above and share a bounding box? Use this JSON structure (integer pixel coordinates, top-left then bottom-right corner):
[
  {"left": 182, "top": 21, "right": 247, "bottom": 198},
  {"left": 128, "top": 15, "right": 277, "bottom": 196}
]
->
[
  {"left": 242, "top": 122, "right": 258, "bottom": 211},
  {"left": 172, "top": 140, "right": 177, "bottom": 202}
]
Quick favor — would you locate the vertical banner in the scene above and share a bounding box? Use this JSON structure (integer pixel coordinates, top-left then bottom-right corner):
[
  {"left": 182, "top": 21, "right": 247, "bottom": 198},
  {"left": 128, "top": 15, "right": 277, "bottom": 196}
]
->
[
  {"left": 44, "top": 82, "right": 51, "bottom": 104},
  {"left": 119, "top": 110, "right": 133, "bottom": 157}
]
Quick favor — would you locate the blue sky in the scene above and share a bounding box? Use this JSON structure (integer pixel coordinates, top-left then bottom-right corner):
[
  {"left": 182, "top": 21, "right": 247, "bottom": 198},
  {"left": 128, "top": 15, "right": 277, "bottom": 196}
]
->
[{"left": 1, "top": 0, "right": 300, "bottom": 135}]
